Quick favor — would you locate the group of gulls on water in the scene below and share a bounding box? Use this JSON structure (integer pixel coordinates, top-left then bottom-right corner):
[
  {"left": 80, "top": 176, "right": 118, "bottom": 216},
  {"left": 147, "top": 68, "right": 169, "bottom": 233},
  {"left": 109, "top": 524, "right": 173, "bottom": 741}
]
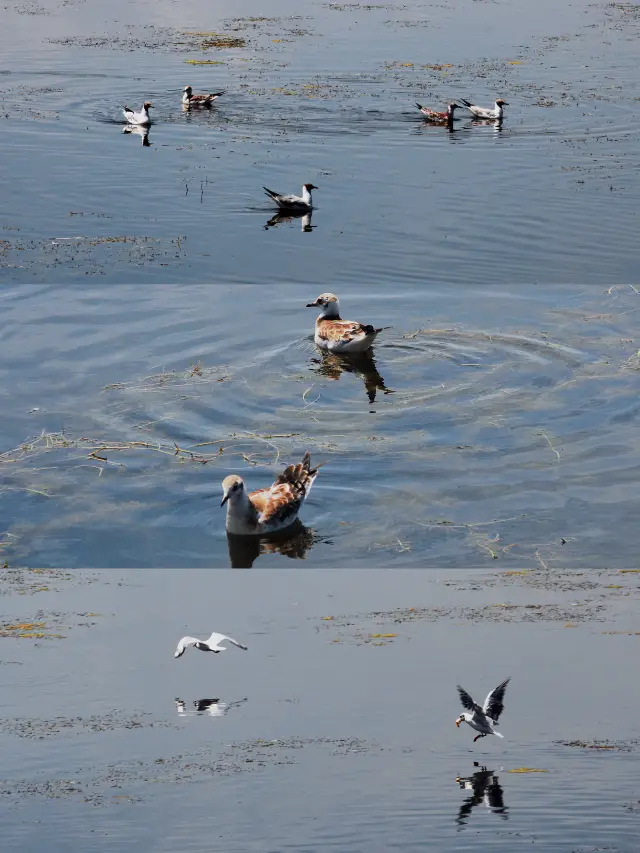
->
[
  {"left": 121, "top": 92, "right": 508, "bottom": 531},
  {"left": 212, "top": 291, "right": 391, "bottom": 536},
  {"left": 174, "top": 630, "right": 512, "bottom": 745}
]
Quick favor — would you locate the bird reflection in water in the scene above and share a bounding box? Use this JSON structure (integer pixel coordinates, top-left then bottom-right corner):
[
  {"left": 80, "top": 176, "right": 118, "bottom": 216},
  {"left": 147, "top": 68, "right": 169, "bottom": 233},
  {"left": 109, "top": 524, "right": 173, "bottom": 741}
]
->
[
  {"left": 226, "top": 519, "right": 318, "bottom": 568},
  {"left": 311, "top": 349, "right": 393, "bottom": 405},
  {"left": 265, "top": 211, "right": 314, "bottom": 233},
  {"left": 456, "top": 762, "right": 508, "bottom": 827},
  {"left": 122, "top": 125, "right": 151, "bottom": 146},
  {"left": 174, "top": 697, "right": 248, "bottom": 718}
]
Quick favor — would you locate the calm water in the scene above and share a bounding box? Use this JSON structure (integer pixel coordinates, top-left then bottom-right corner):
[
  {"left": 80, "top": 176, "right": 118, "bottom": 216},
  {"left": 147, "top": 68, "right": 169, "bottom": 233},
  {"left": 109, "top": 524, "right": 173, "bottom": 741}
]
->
[
  {"left": 2, "top": 0, "right": 640, "bottom": 567},
  {"left": 1, "top": 569, "right": 639, "bottom": 852}
]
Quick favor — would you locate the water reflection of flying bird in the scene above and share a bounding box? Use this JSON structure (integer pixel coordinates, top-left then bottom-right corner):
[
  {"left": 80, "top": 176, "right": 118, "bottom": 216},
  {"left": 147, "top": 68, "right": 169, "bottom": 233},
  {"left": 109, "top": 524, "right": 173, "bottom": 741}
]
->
[
  {"left": 264, "top": 183, "right": 317, "bottom": 211},
  {"left": 182, "top": 85, "right": 224, "bottom": 107},
  {"left": 456, "top": 677, "right": 510, "bottom": 742},
  {"left": 227, "top": 520, "right": 318, "bottom": 568},
  {"left": 456, "top": 98, "right": 508, "bottom": 120},
  {"left": 456, "top": 763, "right": 508, "bottom": 826},
  {"left": 122, "top": 125, "right": 151, "bottom": 146},
  {"left": 265, "top": 210, "right": 314, "bottom": 232},
  {"left": 122, "top": 101, "right": 153, "bottom": 126},
  {"left": 175, "top": 697, "right": 248, "bottom": 718},
  {"left": 415, "top": 101, "right": 460, "bottom": 123},
  {"left": 220, "top": 452, "right": 321, "bottom": 535},
  {"left": 174, "top": 631, "right": 248, "bottom": 658},
  {"left": 311, "top": 350, "right": 393, "bottom": 404},
  {"left": 306, "top": 292, "right": 391, "bottom": 354}
]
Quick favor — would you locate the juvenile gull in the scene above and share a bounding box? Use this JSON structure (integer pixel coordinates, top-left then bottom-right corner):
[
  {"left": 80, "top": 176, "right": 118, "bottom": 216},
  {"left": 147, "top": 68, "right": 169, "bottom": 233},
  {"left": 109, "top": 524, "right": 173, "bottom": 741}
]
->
[
  {"left": 221, "top": 451, "right": 320, "bottom": 535},
  {"left": 415, "top": 101, "right": 460, "bottom": 123},
  {"left": 174, "top": 631, "right": 248, "bottom": 658},
  {"left": 306, "top": 292, "right": 391, "bottom": 354},
  {"left": 122, "top": 102, "right": 153, "bottom": 126},
  {"left": 456, "top": 98, "right": 508, "bottom": 120},
  {"left": 264, "top": 183, "right": 317, "bottom": 211},
  {"left": 456, "top": 677, "right": 511, "bottom": 742},
  {"left": 182, "top": 85, "right": 224, "bottom": 107}
]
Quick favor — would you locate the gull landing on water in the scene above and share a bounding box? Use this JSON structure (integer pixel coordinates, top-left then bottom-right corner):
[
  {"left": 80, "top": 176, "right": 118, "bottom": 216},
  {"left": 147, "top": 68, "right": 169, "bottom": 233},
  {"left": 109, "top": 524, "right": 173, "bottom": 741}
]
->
[
  {"left": 221, "top": 451, "right": 321, "bottom": 535},
  {"left": 123, "top": 102, "right": 153, "bottom": 126},
  {"left": 306, "top": 293, "right": 391, "bottom": 354},
  {"left": 182, "top": 86, "right": 224, "bottom": 107},
  {"left": 174, "top": 632, "right": 248, "bottom": 658},
  {"left": 457, "top": 98, "right": 508, "bottom": 120},
  {"left": 456, "top": 677, "right": 511, "bottom": 742},
  {"left": 415, "top": 102, "right": 460, "bottom": 123},
  {"left": 264, "top": 183, "right": 317, "bottom": 211}
]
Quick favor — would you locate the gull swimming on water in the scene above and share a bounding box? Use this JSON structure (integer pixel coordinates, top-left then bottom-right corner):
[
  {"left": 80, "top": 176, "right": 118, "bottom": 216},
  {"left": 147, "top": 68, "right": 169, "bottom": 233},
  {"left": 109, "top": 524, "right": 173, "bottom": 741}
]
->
[
  {"left": 264, "top": 183, "right": 317, "bottom": 211},
  {"left": 182, "top": 86, "right": 224, "bottom": 107},
  {"left": 457, "top": 98, "right": 508, "bottom": 120},
  {"left": 306, "top": 292, "right": 391, "bottom": 354},
  {"left": 122, "top": 102, "right": 153, "bottom": 126},
  {"left": 221, "top": 451, "right": 321, "bottom": 535},
  {"left": 456, "top": 677, "right": 511, "bottom": 742},
  {"left": 415, "top": 102, "right": 460, "bottom": 123},
  {"left": 174, "top": 631, "right": 248, "bottom": 658}
]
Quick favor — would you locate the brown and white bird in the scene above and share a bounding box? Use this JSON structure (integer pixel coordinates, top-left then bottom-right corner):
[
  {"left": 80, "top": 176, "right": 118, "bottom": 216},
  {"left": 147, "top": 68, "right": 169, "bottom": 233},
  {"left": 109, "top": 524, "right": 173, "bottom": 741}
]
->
[
  {"left": 306, "top": 293, "right": 390, "bottom": 354},
  {"left": 182, "top": 86, "right": 224, "bottom": 107},
  {"left": 415, "top": 101, "right": 460, "bottom": 123},
  {"left": 221, "top": 452, "right": 321, "bottom": 535}
]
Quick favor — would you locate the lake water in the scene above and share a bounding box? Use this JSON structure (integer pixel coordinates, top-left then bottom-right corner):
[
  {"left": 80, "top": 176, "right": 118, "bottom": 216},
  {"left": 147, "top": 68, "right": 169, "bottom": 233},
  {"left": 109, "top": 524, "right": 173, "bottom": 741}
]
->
[
  {"left": 1, "top": 568, "right": 639, "bottom": 852},
  {"left": 2, "top": 0, "right": 640, "bottom": 567}
]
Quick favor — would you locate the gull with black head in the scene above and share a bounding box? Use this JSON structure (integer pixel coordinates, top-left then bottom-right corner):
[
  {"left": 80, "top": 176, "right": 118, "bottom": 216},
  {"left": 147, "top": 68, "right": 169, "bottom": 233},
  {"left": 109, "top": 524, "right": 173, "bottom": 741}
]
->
[{"left": 456, "top": 677, "right": 511, "bottom": 742}]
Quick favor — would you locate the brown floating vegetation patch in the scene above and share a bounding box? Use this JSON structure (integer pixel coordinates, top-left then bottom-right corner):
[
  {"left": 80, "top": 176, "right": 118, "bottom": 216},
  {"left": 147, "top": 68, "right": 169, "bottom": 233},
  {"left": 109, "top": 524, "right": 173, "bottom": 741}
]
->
[
  {"left": 556, "top": 739, "right": 636, "bottom": 751},
  {"left": 182, "top": 31, "right": 246, "bottom": 48},
  {"left": 508, "top": 767, "right": 548, "bottom": 773},
  {"left": 0, "top": 711, "right": 175, "bottom": 739}
]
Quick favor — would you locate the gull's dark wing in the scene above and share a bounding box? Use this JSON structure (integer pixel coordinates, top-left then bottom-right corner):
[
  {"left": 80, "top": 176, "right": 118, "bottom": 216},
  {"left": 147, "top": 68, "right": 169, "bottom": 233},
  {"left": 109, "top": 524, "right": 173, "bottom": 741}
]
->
[
  {"left": 457, "top": 685, "right": 481, "bottom": 714},
  {"left": 483, "top": 677, "right": 511, "bottom": 723}
]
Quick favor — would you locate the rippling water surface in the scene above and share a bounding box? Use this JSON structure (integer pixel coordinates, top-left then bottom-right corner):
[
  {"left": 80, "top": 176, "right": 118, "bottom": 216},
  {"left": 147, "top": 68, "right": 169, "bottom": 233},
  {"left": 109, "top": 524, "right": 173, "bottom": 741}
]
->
[
  {"left": 1, "top": 569, "right": 639, "bottom": 852},
  {"left": 2, "top": 0, "right": 640, "bottom": 567}
]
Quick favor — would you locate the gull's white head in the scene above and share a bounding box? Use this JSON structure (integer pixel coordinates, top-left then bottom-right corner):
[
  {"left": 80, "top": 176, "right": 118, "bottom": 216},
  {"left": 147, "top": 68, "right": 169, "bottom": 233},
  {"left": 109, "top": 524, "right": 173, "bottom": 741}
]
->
[
  {"left": 221, "top": 474, "right": 245, "bottom": 507},
  {"left": 306, "top": 292, "right": 340, "bottom": 319},
  {"left": 456, "top": 714, "right": 469, "bottom": 727}
]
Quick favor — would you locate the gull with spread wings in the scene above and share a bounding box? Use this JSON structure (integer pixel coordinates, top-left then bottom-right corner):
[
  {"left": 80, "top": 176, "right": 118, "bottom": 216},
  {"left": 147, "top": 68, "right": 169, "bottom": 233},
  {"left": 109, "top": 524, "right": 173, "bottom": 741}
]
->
[
  {"left": 174, "top": 631, "right": 248, "bottom": 658},
  {"left": 456, "top": 677, "right": 511, "bottom": 742}
]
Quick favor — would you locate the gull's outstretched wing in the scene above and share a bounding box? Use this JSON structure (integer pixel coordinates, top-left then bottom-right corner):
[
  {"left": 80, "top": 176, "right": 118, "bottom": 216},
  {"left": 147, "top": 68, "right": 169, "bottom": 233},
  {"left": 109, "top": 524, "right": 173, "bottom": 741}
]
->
[
  {"left": 483, "top": 677, "right": 511, "bottom": 723},
  {"left": 175, "top": 636, "right": 201, "bottom": 658},
  {"left": 206, "top": 632, "right": 248, "bottom": 651},
  {"left": 457, "top": 685, "right": 482, "bottom": 714}
]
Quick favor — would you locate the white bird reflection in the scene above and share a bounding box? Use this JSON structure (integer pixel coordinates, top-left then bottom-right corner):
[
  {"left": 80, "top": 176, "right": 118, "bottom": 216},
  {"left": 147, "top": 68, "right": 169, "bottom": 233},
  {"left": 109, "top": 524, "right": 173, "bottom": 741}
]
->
[
  {"left": 227, "top": 519, "right": 318, "bottom": 568},
  {"left": 265, "top": 210, "right": 314, "bottom": 232},
  {"left": 122, "top": 125, "right": 151, "bottom": 146},
  {"left": 456, "top": 763, "right": 508, "bottom": 827},
  {"left": 174, "top": 697, "right": 248, "bottom": 718}
]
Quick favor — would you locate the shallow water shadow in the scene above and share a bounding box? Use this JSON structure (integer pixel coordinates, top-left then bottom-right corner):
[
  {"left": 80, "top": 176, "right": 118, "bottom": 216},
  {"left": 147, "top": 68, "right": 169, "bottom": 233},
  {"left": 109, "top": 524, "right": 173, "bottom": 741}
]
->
[
  {"left": 226, "top": 520, "right": 318, "bottom": 568},
  {"left": 311, "top": 349, "right": 394, "bottom": 405},
  {"left": 175, "top": 697, "right": 248, "bottom": 718},
  {"left": 456, "top": 763, "right": 508, "bottom": 828},
  {"left": 122, "top": 124, "right": 151, "bottom": 146},
  {"left": 265, "top": 210, "right": 314, "bottom": 232}
]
